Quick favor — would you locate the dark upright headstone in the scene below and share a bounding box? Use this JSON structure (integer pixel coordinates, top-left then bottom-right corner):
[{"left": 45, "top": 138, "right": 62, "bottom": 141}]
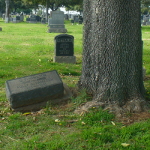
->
[
  {"left": 6, "top": 70, "right": 64, "bottom": 109},
  {"left": 41, "top": 18, "right": 46, "bottom": 24},
  {"left": 16, "top": 16, "right": 20, "bottom": 20},
  {"left": 64, "top": 14, "right": 69, "bottom": 20},
  {"left": 71, "top": 20, "right": 74, "bottom": 25},
  {"left": 36, "top": 16, "right": 41, "bottom": 22},
  {"left": 53, "top": 34, "right": 76, "bottom": 64},
  {"left": 26, "top": 17, "right": 30, "bottom": 22},
  {"left": 48, "top": 10, "right": 67, "bottom": 33},
  {"left": 79, "top": 16, "right": 83, "bottom": 24}
]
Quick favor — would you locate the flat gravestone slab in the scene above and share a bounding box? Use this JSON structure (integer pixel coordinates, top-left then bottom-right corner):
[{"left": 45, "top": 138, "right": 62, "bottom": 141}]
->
[
  {"left": 6, "top": 70, "right": 64, "bottom": 109},
  {"left": 13, "top": 83, "right": 72, "bottom": 112}
]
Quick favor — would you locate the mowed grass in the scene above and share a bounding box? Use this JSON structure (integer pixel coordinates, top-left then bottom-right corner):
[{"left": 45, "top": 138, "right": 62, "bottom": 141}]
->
[{"left": 0, "top": 18, "right": 150, "bottom": 150}]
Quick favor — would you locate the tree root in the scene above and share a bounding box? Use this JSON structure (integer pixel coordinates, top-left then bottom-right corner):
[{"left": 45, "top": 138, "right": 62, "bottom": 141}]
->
[{"left": 74, "top": 99, "right": 150, "bottom": 117}]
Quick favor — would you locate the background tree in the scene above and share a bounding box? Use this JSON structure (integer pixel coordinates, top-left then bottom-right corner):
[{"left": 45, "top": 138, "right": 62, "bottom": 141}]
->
[
  {"left": 21, "top": 0, "right": 40, "bottom": 13},
  {"left": 10, "top": 0, "right": 26, "bottom": 13},
  {"left": 0, "top": 0, "right": 5, "bottom": 15},
  {"left": 39, "top": 0, "right": 82, "bottom": 11},
  {"left": 77, "top": 0, "right": 148, "bottom": 115},
  {"left": 141, "top": 0, "right": 150, "bottom": 6},
  {"left": 65, "top": 0, "right": 83, "bottom": 14},
  {"left": 141, "top": 0, "right": 150, "bottom": 14}
]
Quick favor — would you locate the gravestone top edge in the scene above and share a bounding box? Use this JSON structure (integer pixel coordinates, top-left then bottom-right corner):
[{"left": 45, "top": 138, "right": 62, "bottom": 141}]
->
[
  {"left": 51, "top": 10, "right": 64, "bottom": 13},
  {"left": 54, "top": 34, "right": 74, "bottom": 40},
  {"left": 6, "top": 70, "right": 59, "bottom": 82},
  {"left": 5, "top": 70, "right": 63, "bottom": 94}
]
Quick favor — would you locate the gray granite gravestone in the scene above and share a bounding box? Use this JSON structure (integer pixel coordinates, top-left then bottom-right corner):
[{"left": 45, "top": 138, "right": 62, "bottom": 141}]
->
[
  {"left": 48, "top": 10, "right": 67, "bottom": 33},
  {"left": 0, "top": 27, "right": 2, "bottom": 31},
  {"left": 53, "top": 34, "right": 76, "bottom": 64},
  {"left": 74, "top": 16, "right": 79, "bottom": 23},
  {"left": 142, "top": 15, "right": 150, "bottom": 25},
  {"left": 6, "top": 70, "right": 64, "bottom": 109},
  {"left": 30, "top": 15, "right": 37, "bottom": 23},
  {"left": 20, "top": 15, "right": 24, "bottom": 22},
  {"left": 12, "top": 16, "right": 20, "bottom": 23}
]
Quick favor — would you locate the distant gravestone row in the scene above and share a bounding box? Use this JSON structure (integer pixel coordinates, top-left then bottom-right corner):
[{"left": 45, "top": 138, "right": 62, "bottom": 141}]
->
[
  {"left": 141, "top": 15, "right": 150, "bottom": 26},
  {"left": 70, "top": 15, "right": 83, "bottom": 24},
  {"left": 3, "top": 14, "right": 24, "bottom": 23},
  {"left": 10, "top": 15, "right": 24, "bottom": 23},
  {"left": 26, "top": 14, "right": 46, "bottom": 24}
]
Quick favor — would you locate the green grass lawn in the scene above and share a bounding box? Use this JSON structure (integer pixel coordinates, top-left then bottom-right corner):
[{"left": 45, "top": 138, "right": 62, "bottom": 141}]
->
[{"left": 0, "top": 18, "right": 150, "bottom": 150}]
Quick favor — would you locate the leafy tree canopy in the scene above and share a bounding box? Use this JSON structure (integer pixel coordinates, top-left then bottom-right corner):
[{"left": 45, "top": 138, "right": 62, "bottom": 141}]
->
[
  {"left": 38, "top": 0, "right": 82, "bottom": 11},
  {"left": 141, "top": 0, "right": 150, "bottom": 7},
  {"left": 141, "top": 0, "right": 150, "bottom": 14}
]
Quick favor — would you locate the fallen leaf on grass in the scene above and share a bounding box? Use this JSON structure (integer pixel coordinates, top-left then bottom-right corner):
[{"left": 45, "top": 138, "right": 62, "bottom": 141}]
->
[
  {"left": 111, "top": 121, "right": 116, "bottom": 126},
  {"left": 121, "top": 143, "right": 130, "bottom": 147},
  {"left": 22, "top": 112, "right": 31, "bottom": 116},
  {"left": 55, "top": 119, "right": 60, "bottom": 122},
  {"left": 81, "top": 121, "right": 86, "bottom": 125}
]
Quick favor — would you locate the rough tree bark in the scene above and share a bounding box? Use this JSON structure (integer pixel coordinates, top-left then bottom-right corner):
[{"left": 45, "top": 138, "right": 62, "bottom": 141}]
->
[{"left": 76, "top": 0, "right": 148, "bottom": 115}]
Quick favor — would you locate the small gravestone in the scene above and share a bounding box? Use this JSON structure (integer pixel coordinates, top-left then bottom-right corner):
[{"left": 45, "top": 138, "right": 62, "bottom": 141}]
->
[
  {"left": 64, "top": 14, "right": 69, "bottom": 20},
  {"left": 79, "top": 16, "right": 83, "bottom": 24},
  {"left": 26, "top": 18, "right": 30, "bottom": 22},
  {"left": 30, "top": 15, "right": 37, "bottom": 23},
  {"left": 12, "top": 16, "right": 20, "bottom": 23},
  {"left": 36, "top": 16, "right": 41, "bottom": 22},
  {"left": 48, "top": 10, "right": 67, "bottom": 33},
  {"left": 71, "top": 20, "right": 74, "bottom": 25},
  {"left": 53, "top": 34, "right": 76, "bottom": 64},
  {"left": 74, "top": 16, "right": 79, "bottom": 23},
  {"left": 41, "top": 18, "right": 46, "bottom": 24},
  {"left": 6, "top": 70, "right": 64, "bottom": 110},
  {"left": 0, "top": 27, "right": 2, "bottom": 31},
  {"left": 20, "top": 15, "right": 24, "bottom": 22}
]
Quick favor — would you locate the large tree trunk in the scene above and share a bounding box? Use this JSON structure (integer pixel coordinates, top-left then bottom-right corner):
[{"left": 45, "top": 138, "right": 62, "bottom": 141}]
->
[{"left": 77, "top": 0, "right": 148, "bottom": 115}]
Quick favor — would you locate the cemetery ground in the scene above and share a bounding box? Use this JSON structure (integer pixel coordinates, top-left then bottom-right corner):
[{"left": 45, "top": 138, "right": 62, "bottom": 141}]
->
[{"left": 0, "top": 18, "right": 150, "bottom": 150}]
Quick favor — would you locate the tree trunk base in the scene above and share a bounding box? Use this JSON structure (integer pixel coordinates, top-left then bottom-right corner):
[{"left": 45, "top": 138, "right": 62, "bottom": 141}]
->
[{"left": 74, "top": 99, "right": 149, "bottom": 117}]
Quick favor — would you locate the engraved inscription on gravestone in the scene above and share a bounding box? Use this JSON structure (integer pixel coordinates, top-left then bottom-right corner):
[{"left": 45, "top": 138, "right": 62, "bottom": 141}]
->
[
  {"left": 53, "top": 34, "right": 76, "bottom": 63},
  {"left": 55, "top": 34, "right": 74, "bottom": 56},
  {"left": 6, "top": 70, "right": 64, "bottom": 109}
]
